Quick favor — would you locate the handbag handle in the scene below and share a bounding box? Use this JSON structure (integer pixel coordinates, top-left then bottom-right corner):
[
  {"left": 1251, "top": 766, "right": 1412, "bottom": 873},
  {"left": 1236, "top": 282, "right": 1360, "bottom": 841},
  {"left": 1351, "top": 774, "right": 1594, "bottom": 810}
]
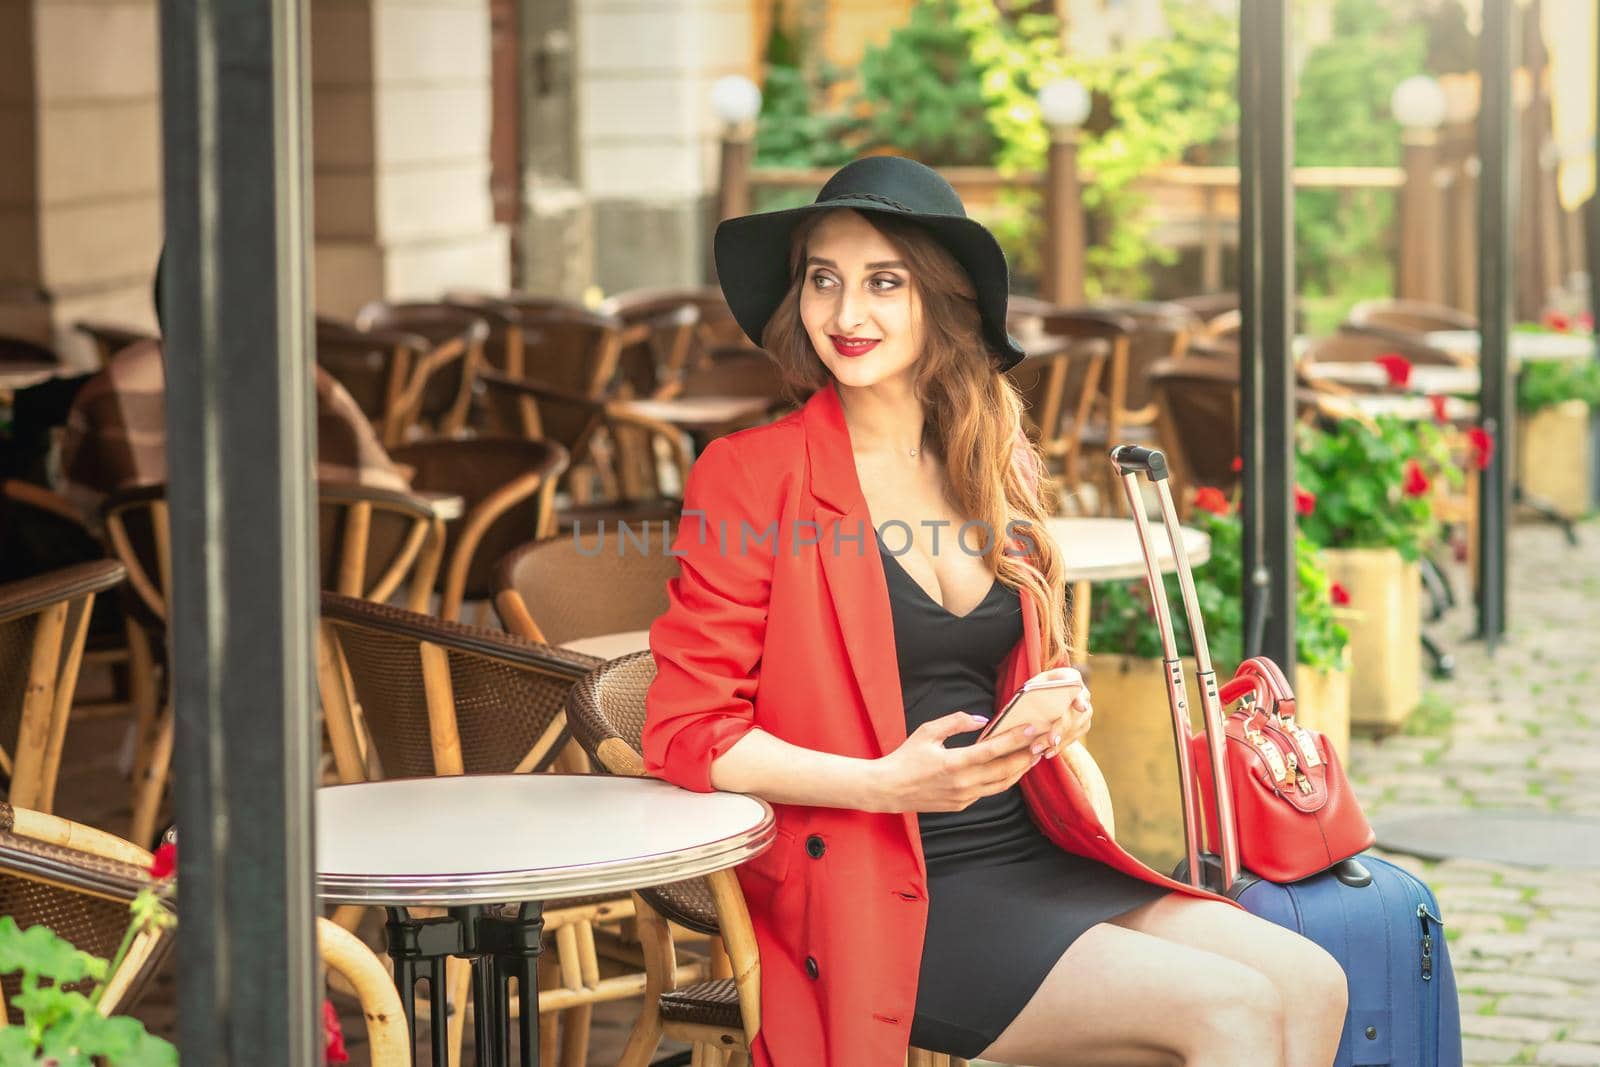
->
[{"left": 1229, "top": 657, "right": 1298, "bottom": 719}]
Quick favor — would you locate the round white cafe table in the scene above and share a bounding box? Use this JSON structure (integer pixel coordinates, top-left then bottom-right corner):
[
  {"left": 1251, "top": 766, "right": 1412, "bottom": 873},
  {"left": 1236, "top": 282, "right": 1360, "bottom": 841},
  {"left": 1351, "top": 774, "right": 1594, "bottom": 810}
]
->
[
  {"left": 1299, "top": 361, "right": 1482, "bottom": 395},
  {"left": 1316, "top": 392, "right": 1478, "bottom": 424},
  {"left": 559, "top": 629, "right": 651, "bottom": 659},
  {"left": 1047, "top": 516, "right": 1211, "bottom": 653},
  {"left": 316, "top": 774, "right": 773, "bottom": 1066}
]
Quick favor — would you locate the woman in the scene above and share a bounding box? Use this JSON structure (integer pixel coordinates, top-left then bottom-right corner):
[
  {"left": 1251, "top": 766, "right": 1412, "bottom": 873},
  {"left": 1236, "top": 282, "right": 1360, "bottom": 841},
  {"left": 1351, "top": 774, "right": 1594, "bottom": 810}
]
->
[{"left": 643, "top": 156, "right": 1347, "bottom": 1067}]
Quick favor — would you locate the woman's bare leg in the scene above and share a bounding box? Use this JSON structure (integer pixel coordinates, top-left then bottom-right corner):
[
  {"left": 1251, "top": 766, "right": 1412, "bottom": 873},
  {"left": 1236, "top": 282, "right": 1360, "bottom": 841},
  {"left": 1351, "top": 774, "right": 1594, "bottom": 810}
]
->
[
  {"left": 975, "top": 920, "right": 1286, "bottom": 1067},
  {"left": 1108, "top": 893, "right": 1349, "bottom": 1067}
]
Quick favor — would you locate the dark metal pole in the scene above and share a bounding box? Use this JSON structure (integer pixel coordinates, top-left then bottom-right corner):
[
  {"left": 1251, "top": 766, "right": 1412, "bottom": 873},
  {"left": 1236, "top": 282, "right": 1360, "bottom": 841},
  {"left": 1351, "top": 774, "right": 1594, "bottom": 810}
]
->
[
  {"left": 1476, "top": 0, "right": 1516, "bottom": 647},
  {"left": 1238, "top": 0, "right": 1296, "bottom": 684},
  {"left": 160, "top": 0, "right": 319, "bottom": 1059}
]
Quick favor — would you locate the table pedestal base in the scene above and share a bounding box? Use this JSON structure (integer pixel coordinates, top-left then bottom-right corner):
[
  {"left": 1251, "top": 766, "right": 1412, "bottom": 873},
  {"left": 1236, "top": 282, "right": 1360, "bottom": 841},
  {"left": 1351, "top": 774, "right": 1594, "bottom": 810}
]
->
[{"left": 385, "top": 903, "right": 546, "bottom": 1067}]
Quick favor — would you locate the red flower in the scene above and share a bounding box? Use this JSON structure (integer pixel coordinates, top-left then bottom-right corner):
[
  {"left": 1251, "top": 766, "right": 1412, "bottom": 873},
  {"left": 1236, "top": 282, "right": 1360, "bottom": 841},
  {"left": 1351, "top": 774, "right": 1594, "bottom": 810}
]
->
[
  {"left": 1193, "top": 487, "right": 1231, "bottom": 515},
  {"left": 1230, "top": 455, "right": 1243, "bottom": 473},
  {"left": 148, "top": 842, "right": 176, "bottom": 880},
  {"left": 323, "top": 999, "right": 349, "bottom": 1065},
  {"left": 1294, "top": 486, "right": 1316, "bottom": 516},
  {"left": 1466, "top": 426, "right": 1494, "bottom": 470},
  {"left": 1403, "top": 460, "right": 1431, "bottom": 497},
  {"left": 1330, "top": 582, "right": 1352, "bottom": 607},
  {"left": 1427, "top": 394, "right": 1449, "bottom": 424},
  {"left": 1373, "top": 353, "right": 1413, "bottom": 388},
  {"left": 1542, "top": 309, "right": 1572, "bottom": 333}
]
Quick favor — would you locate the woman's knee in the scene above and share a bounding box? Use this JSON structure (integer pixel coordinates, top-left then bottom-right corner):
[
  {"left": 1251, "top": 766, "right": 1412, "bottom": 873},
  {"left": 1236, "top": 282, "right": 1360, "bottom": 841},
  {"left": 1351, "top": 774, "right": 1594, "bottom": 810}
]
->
[
  {"left": 1182, "top": 961, "right": 1285, "bottom": 1057},
  {"left": 1298, "top": 940, "right": 1349, "bottom": 1025}
]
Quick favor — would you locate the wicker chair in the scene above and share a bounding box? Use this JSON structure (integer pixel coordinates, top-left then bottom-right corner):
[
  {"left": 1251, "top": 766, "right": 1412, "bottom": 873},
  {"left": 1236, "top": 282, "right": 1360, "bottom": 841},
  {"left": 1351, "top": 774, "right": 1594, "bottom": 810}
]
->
[
  {"left": 1026, "top": 309, "right": 1142, "bottom": 513},
  {"left": 314, "top": 316, "right": 438, "bottom": 448},
  {"left": 1147, "top": 357, "right": 1243, "bottom": 517},
  {"left": 317, "top": 592, "right": 687, "bottom": 1067},
  {"left": 102, "top": 482, "right": 445, "bottom": 845},
  {"left": 1007, "top": 336, "right": 1110, "bottom": 512},
  {"left": 351, "top": 304, "right": 491, "bottom": 444},
  {"left": 0, "top": 560, "right": 126, "bottom": 815},
  {"left": 1090, "top": 299, "right": 1204, "bottom": 412},
  {"left": 0, "top": 802, "right": 174, "bottom": 1026},
  {"left": 1344, "top": 299, "right": 1476, "bottom": 342},
  {"left": 1299, "top": 330, "right": 1464, "bottom": 372},
  {"left": 492, "top": 526, "right": 680, "bottom": 648},
  {"left": 479, "top": 368, "right": 687, "bottom": 533},
  {"left": 0, "top": 803, "right": 411, "bottom": 1064},
  {"left": 1169, "top": 291, "right": 1240, "bottom": 324},
  {"left": 1, "top": 479, "right": 135, "bottom": 719},
  {"left": 564, "top": 652, "right": 975, "bottom": 1067},
  {"left": 598, "top": 287, "right": 758, "bottom": 374},
  {"left": 387, "top": 438, "right": 569, "bottom": 622}
]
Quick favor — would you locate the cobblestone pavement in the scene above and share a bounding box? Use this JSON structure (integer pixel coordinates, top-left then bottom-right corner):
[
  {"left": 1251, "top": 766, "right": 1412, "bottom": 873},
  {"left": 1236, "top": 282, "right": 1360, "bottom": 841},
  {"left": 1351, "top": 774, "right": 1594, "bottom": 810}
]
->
[{"left": 1347, "top": 519, "right": 1600, "bottom": 1067}]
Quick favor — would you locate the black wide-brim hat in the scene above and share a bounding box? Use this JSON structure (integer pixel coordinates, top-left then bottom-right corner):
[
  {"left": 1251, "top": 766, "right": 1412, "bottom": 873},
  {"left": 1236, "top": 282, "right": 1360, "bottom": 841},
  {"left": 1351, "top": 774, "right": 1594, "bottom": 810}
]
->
[{"left": 714, "top": 155, "right": 1026, "bottom": 372}]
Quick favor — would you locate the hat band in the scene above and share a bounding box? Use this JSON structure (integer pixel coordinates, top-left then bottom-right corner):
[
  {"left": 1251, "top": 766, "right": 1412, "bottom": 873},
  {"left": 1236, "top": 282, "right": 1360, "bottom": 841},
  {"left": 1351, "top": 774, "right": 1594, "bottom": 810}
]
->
[{"left": 818, "top": 191, "right": 913, "bottom": 213}]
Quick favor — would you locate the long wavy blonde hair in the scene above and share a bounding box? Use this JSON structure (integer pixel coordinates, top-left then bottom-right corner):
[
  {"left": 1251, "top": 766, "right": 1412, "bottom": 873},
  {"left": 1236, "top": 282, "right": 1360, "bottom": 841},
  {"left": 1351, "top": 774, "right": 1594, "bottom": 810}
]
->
[{"left": 758, "top": 209, "right": 1075, "bottom": 668}]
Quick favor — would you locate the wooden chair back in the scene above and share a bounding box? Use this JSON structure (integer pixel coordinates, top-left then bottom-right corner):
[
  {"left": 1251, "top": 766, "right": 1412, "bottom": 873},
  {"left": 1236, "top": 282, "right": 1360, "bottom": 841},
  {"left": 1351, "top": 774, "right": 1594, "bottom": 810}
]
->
[
  {"left": 514, "top": 308, "right": 629, "bottom": 399},
  {"left": 1028, "top": 310, "right": 1135, "bottom": 480},
  {"left": 492, "top": 525, "right": 679, "bottom": 646},
  {"left": 598, "top": 286, "right": 756, "bottom": 373},
  {"left": 1008, "top": 336, "right": 1110, "bottom": 491},
  {"left": 0, "top": 561, "right": 125, "bottom": 814},
  {"left": 477, "top": 368, "right": 610, "bottom": 473},
  {"left": 1169, "top": 291, "right": 1239, "bottom": 324},
  {"left": 317, "top": 591, "right": 598, "bottom": 783},
  {"left": 107, "top": 482, "right": 444, "bottom": 614},
  {"left": 387, "top": 437, "right": 569, "bottom": 621},
  {"left": 1147, "top": 357, "right": 1242, "bottom": 513},
  {"left": 315, "top": 316, "right": 436, "bottom": 447},
  {"left": 1089, "top": 299, "right": 1203, "bottom": 418},
  {"left": 1345, "top": 299, "right": 1476, "bottom": 338},
  {"left": 434, "top": 293, "right": 580, "bottom": 380},
  {"left": 352, "top": 303, "right": 490, "bottom": 442},
  {"left": 1301, "top": 331, "right": 1461, "bottom": 369},
  {"left": 316, "top": 483, "right": 446, "bottom": 612},
  {"left": 0, "top": 802, "right": 173, "bottom": 1023}
]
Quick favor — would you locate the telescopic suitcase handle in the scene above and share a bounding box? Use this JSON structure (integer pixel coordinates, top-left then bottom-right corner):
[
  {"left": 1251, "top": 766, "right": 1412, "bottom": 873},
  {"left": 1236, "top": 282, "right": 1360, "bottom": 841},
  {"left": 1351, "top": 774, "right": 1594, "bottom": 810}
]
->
[{"left": 1108, "top": 445, "right": 1242, "bottom": 892}]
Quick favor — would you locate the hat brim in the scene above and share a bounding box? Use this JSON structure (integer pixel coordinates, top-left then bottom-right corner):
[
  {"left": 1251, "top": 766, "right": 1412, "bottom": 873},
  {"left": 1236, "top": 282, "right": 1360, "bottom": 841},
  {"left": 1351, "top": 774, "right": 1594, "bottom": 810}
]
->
[{"left": 714, "top": 198, "right": 1027, "bottom": 372}]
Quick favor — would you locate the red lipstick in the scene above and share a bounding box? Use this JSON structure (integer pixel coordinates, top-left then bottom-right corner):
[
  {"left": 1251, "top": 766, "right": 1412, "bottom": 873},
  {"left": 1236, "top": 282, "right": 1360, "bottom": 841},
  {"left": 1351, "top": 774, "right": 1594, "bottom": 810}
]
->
[{"left": 830, "top": 335, "right": 880, "bottom": 357}]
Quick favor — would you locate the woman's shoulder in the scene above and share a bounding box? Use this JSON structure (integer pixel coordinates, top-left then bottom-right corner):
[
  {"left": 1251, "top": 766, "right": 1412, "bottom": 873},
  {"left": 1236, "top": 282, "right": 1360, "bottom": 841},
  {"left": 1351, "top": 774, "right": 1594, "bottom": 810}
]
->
[{"left": 692, "top": 404, "right": 808, "bottom": 479}]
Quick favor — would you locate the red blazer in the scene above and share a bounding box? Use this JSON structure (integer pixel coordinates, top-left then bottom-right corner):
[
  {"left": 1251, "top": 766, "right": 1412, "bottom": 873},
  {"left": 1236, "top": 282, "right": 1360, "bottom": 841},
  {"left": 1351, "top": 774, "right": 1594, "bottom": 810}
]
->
[{"left": 644, "top": 381, "right": 1229, "bottom": 1066}]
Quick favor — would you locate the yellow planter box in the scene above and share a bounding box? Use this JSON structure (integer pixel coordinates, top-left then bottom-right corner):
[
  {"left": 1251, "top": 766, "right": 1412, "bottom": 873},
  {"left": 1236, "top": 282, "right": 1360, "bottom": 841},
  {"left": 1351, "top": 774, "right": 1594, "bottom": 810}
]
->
[
  {"left": 1081, "top": 653, "right": 1350, "bottom": 874},
  {"left": 1322, "top": 547, "right": 1421, "bottom": 735},
  {"left": 1517, "top": 399, "right": 1593, "bottom": 519}
]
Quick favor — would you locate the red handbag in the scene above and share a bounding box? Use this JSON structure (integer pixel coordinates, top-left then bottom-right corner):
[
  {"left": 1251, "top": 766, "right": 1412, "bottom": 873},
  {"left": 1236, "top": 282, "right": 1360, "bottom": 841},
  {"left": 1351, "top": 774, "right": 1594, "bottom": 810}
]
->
[{"left": 1187, "top": 657, "right": 1375, "bottom": 883}]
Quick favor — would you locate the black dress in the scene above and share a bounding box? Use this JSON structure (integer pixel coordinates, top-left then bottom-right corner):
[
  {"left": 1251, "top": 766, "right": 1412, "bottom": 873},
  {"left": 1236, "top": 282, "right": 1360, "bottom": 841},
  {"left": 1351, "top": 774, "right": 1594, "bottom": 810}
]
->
[{"left": 875, "top": 529, "right": 1170, "bottom": 1057}]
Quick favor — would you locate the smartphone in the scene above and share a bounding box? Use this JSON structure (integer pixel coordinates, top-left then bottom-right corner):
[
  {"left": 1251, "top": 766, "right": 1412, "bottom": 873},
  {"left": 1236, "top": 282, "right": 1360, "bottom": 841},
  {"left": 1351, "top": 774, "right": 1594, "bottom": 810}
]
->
[{"left": 975, "top": 676, "right": 1083, "bottom": 742}]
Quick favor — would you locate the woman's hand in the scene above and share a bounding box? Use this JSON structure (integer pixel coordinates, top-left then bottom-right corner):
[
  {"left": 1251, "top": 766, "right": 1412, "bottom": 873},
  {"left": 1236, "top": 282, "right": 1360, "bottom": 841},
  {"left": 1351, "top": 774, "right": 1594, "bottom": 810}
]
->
[
  {"left": 1021, "top": 666, "right": 1094, "bottom": 760},
  {"left": 863, "top": 712, "right": 1049, "bottom": 814}
]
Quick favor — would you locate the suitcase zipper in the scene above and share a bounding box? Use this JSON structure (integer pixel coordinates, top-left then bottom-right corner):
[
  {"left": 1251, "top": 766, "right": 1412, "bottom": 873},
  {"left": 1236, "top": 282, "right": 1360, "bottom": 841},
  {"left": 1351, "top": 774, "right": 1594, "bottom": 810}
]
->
[{"left": 1415, "top": 897, "right": 1444, "bottom": 1063}]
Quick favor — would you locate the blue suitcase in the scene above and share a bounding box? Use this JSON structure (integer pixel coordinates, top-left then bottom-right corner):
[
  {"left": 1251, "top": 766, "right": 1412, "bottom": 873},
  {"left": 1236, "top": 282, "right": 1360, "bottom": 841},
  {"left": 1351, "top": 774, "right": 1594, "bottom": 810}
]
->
[
  {"left": 1233, "top": 857, "right": 1462, "bottom": 1066},
  {"left": 1110, "top": 445, "right": 1464, "bottom": 1067}
]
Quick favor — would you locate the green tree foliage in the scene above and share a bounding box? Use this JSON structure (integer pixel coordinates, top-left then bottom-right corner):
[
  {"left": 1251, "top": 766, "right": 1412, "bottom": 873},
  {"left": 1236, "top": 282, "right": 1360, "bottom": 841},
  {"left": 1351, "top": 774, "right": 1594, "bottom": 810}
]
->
[{"left": 1292, "top": 0, "right": 1428, "bottom": 322}]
